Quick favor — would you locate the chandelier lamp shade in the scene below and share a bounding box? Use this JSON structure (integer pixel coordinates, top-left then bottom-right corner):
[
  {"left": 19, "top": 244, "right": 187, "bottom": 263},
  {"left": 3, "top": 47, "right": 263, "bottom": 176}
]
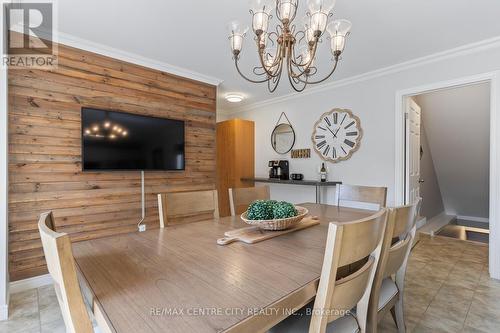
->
[{"left": 227, "top": 0, "right": 351, "bottom": 92}]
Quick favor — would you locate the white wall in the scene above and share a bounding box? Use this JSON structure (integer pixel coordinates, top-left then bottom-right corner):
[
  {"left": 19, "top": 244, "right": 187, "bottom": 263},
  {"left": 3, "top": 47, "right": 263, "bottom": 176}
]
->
[
  {"left": 0, "top": 4, "right": 9, "bottom": 320},
  {"left": 417, "top": 83, "right": 490, "bottom": 220},
  {"left": 225, "top": 42, "right": 500, "bottom": 207},
  {"left": 418, "top": 122, "right": 445, "bottom": 219}
]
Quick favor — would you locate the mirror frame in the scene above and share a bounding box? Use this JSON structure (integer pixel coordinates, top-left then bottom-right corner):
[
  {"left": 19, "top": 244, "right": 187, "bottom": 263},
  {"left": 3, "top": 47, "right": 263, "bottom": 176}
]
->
[{"left": 271, "top": 123, "right": 296, "bottom": 154}]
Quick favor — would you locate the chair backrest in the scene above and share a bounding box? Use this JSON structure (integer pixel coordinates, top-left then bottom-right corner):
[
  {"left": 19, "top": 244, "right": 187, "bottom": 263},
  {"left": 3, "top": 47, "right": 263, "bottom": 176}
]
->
[
  {"left": 228, "top": 186, "right": 270, "bottom": 216},
  {"left": 310, "top": 209, "right": 388, "bottom": 333},
  {"left": 157, "top": 190, "right": 219, "bottom": 227},
  {"left": 367, "top": 198, "right": 421, "bottom": 326},
  {"left": 336, "top": 184, "right": 387, "bottom": 210},
  {"left": 38, "top": 212, "right": 94, "bottom": 333}
]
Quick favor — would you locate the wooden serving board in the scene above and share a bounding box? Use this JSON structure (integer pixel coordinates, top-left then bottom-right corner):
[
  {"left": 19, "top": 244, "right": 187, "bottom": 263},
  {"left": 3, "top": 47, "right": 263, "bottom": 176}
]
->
[{"left": 217, "top": 216, "right": 320, "bottom": 245}]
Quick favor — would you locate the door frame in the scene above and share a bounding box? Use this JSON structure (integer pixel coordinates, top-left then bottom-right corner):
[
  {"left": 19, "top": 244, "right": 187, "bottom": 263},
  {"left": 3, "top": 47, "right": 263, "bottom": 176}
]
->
[{"left": 394, "top": 71, "right": 500, "bottom": 279}]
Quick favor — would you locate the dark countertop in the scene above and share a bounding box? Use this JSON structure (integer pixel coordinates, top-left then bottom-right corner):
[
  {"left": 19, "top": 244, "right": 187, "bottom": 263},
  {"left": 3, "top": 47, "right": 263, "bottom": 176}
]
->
[{"left": 242, "top": 177, "right": 342, "bottom": 186}]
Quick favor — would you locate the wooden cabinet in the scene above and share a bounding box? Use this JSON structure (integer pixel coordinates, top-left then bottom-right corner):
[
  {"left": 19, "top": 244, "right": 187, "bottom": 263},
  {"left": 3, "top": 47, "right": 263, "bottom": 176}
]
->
[{"left": 216, "top": 119, "right": 255, "bottom": 217}]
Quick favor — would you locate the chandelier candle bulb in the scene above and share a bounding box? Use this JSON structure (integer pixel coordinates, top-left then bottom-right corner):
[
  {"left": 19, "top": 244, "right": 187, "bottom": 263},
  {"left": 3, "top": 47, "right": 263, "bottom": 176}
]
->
[
  {"left": 309, "top": 11, "right": 329, "bottom": 35},
  {"left": 277, "top": 0, "right": 298, "bottom": 23},
  {"left": 327, "top": 19, "right": 352, "bottom": 53},
  {"left": 228, "top": 21, "right": 248, "bottom": 54}
]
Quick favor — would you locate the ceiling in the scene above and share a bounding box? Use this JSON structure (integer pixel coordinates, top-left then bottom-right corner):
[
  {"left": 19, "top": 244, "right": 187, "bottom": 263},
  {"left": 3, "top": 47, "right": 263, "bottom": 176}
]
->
[{"left": 56, "top": 0, "right": 500, "bottom": 111}]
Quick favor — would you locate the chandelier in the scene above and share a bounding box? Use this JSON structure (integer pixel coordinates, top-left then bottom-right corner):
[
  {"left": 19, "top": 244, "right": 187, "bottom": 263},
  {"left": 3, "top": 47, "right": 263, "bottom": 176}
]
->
[
  {"left": 227, "top": 0, "right": 351, "bottom": 92},
  {"left": 84, "top": 121, "right": 128, "bottom": 140}
]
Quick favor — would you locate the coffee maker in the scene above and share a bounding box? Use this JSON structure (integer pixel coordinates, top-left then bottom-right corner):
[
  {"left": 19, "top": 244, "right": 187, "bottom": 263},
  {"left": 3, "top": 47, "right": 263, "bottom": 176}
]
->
[{"left": 268, "top": 160, "right": 289, "bottom": 180}]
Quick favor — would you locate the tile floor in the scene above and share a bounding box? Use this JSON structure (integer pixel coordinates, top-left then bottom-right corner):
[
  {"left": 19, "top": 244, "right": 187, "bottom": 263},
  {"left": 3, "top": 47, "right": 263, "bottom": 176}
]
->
[{"left": 1, "top": 235, "right": 499, "bottom": 333}]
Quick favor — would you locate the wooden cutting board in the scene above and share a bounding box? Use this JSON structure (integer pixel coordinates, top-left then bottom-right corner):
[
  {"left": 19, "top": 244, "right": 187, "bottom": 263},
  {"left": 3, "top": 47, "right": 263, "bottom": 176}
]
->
[{"left": 217, "top": 216, "right": 320, "bottom": 245}]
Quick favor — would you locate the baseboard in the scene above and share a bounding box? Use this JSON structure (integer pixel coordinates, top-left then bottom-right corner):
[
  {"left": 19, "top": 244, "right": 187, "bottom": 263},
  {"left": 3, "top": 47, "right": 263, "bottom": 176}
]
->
[
  {"left": 0, "top": 303, "right": 8, "bottom": 321},
  {"left": 456, "top": 215, "right": 489, "bottom": 224},
  {"left": 9, "top": 274, "right": 52, "bottom": 295},
  {"left": 416, "top": 216, "right": 427, "bottom": 229},
  {"left": 418, "top": 212, "right": 455, "bottom": 236}
]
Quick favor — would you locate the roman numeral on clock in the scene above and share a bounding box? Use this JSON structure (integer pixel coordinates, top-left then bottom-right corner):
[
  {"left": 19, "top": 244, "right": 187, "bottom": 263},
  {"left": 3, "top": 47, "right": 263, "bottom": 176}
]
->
[
  {"left": 318, "top": 126, "right": 326, "bottom": 131},
  {"left": 346, "top": 131, "right": 358, "bottom": 136},
  {"left": 344, "top": 139, "right": 355, "bottom": 148},
  {"left": 316, "top": 140, "right": 327, "bottom": 149},
  {"left": 333, "top": 113, "right": 338, "bottom": 124},
  {"left": 345, "top": 121, "right": 355, "bottom": 129},
  {"left": 332, "top": 147, "right": 337, "bottom": 159},
  {"left": 324, "top": 117, "right": 331, "bottom": 126},
  {"left": 340, "top": 114, "right": 347, "bottom": 125},
  {"left": 323, "top": 145, "right": 330, "bottom": 156},
  {"left": 315, "top": 135, "right": 325, "bottom": 139}
]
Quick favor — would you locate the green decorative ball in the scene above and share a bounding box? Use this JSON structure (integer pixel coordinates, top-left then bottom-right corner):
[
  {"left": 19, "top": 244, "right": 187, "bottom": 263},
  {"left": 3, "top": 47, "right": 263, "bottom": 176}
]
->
[
  {"left": 246, "top": 200, "right": 297, "bottom": 220},
  {"left": 247, "top": 200, "right": 275, "bottom": 220},
  {"left": 272, "top": 201, "right": 298, "bottom": 219}
]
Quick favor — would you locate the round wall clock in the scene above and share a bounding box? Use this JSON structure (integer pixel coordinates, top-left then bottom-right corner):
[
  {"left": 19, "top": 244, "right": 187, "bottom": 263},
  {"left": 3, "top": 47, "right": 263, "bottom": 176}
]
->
[{"left": 311, "top": 108, "right": 363, "bottom": 163}]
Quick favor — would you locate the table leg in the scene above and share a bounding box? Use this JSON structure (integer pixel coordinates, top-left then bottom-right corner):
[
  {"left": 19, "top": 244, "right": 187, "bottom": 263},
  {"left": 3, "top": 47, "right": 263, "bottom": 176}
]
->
[{"left": 315, "top": 185, "right": 320, "bottom": 204}]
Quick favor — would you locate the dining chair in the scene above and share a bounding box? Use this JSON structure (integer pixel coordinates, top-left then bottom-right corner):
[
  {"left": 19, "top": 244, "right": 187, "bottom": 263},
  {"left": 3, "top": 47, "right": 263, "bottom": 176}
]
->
[
  {"left": 335, "top": 184, "right": 388, "bottom": 210},
  {"left": 38, "top": 211, "right": 96, "bottom": 333},
  {"left": 366, "top": 198, "right": 422, "bottom": 333},
  {"left": 229, "top": 186, "right": 270, "bottom": 216},
  {"left": 157, "top": 189, "right": 219, "bottom": 227},
  {"left": 269, "top": 208, "right": 388, "bottom": 333}
]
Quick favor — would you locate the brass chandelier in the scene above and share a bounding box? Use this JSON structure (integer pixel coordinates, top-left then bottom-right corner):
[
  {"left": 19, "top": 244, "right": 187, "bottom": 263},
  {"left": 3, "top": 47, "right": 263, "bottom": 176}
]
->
[{"left": 228, "top": 0, "right": 351, "bottom": 92}]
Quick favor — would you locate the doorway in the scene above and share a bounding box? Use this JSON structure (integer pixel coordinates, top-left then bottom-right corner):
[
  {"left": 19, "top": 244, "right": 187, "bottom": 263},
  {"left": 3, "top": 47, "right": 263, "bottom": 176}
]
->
[
  {"left": 405, "top": 83, "right": 490, "bottom": 243},
  {"left": 394, "top": 72, "right": 500, "bottom": 279}
]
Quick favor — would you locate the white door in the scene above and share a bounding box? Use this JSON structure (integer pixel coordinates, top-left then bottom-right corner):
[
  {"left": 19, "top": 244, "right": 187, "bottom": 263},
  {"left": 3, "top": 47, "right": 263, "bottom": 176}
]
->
[{"left": 406, "top": 98, "right": 421, "bottom": 205}]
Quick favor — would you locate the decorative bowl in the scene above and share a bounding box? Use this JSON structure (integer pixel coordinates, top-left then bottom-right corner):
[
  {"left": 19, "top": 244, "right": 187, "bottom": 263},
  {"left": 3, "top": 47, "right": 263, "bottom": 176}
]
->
[{"left": 240, "top": 206, "right": 309, "bottom": 231}]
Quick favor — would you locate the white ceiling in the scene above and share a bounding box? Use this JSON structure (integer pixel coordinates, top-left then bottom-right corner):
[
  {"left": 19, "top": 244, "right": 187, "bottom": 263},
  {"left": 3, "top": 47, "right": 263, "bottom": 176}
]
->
[
  {"left": 417, "top": 82, "right": 490, "bottom": 219},
  {"left": 56, "top": 0, "right": 500, "bottom": 110}
]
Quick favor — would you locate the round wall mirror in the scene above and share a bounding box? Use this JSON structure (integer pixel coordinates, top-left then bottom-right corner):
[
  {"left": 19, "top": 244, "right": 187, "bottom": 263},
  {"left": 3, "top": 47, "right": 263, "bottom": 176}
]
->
[{"left": 271, "top": 123, "right": 295, "bottom": 154}]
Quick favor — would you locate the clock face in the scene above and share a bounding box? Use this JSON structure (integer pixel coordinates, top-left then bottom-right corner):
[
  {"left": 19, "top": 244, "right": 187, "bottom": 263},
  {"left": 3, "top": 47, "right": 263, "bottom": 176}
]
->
[{"left": 311, "top": 109, "right": 363, "bottom": 163}]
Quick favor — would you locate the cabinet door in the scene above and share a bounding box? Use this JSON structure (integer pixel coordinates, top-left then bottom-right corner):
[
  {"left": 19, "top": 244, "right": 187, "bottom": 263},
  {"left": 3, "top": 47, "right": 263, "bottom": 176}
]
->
[{"left": 216, "top": 119, "right": 255, "bottom": 217}]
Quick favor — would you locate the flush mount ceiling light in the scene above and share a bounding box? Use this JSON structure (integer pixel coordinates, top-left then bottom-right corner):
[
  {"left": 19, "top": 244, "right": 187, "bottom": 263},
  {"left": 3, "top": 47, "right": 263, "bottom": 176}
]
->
[
  {"left": 227, "top": 0, "right": 351, "bottom": 93},
  {"left": 225, "top": 94, "right": 245, "bottom": 103}
]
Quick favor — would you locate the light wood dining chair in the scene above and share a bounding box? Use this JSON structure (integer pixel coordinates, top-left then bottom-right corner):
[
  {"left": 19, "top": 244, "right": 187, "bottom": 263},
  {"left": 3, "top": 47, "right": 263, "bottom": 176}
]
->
[
  {"left": 157, "top": 189, "right": 219, "bottom": 227},
  {"left": 229, "top": 186, "right": 270, "bottom": 216},
  {"left": 269, "top": 209, "right": 388, "bottom": 333},
  {"left": 336, "top": 184, "right": 388, "bottom": 210},
  {"left": 38, "top": 211, "right": 95, "bottom": 333},
  {"left": 366, "top": 198, "right": 422, "bottom": 333}
]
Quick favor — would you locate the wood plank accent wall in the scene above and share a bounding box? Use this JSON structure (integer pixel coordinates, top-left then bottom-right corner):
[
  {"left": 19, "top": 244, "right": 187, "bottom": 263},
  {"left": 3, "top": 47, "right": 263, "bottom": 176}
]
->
[{"left": 8, "top": 42, "right": 217, "bottom": 281}]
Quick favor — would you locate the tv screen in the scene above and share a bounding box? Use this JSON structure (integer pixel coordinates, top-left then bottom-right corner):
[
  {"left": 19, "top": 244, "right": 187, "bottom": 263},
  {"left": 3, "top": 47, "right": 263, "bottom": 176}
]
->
[{"left": 82, "top": 108, "right": 185, "bottom": 171}]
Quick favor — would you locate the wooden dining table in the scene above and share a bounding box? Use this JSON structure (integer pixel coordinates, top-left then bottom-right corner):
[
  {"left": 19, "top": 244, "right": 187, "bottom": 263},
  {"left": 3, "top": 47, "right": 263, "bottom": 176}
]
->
[{"left": 72, "top": 203, "right": 375, "bottom": 333}]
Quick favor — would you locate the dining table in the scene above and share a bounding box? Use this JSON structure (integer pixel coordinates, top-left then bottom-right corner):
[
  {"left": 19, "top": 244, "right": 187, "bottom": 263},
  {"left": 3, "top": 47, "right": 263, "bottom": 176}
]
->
[{"left": 72, "top": 202, "right": 375, "bottom": 333}]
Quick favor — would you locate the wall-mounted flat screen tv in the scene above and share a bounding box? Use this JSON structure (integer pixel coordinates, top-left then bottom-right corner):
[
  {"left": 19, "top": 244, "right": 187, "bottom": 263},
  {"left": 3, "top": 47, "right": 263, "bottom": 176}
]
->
[{"left": 82, "top": 108, "right": 185, "bottom": 171}]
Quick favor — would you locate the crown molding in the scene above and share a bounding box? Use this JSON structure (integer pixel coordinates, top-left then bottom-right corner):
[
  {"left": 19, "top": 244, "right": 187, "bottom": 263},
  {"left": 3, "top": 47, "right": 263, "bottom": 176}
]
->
[
  {"left": 228, "top": 35, "right": 500, "bottom": 115},
  {"left": 56, "top": 32, "right": 223, "bottom": 86},
  {"left": 8, "top": 23, "right": 223, "bottom": 86}
]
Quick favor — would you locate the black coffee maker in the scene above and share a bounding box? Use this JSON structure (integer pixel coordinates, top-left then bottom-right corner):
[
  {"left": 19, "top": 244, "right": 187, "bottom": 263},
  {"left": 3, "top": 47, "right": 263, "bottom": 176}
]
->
[{"left": 268, "top": 160, "right": 289, "bottom": 180}]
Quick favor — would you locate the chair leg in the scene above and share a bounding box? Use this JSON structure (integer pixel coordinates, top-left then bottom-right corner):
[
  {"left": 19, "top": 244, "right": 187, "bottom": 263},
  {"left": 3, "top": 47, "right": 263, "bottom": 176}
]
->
[
  {"left": 390, "top": 306, "right": 397, "bottom": 327},
  {"left": 394, "top": 297, "right": 406, "bottom": 333}
]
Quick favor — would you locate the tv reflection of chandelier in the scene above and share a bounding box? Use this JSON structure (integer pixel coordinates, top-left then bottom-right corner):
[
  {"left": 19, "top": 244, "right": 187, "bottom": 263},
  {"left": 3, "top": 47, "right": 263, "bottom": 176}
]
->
[
  {"left": 227, "top": 0, "right": 351, "bottom": 93},
  {"left": 83, "top": 121, "right": 128, "bottom": 140}
]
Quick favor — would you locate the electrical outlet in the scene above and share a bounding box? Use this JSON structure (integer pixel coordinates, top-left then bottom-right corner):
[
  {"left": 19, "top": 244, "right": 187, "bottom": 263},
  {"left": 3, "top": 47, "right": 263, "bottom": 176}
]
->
[{"left": 138, "top": 224, "right": 146, "bottom": 232}]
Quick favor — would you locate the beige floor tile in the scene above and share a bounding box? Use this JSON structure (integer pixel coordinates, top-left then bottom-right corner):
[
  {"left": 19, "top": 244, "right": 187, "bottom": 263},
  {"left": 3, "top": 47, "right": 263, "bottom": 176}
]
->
[
  {"left": 40, "top": 318, "right": 66, "bottom": 333},
  {"left": 464, "top": 310, "right": 500, "bottom": 332},
  {"left": 38, "top": 285, "right": 64, "bottom": 326},
  {"left": 0, "top": 289, "right": 40, "bottom": 333},
  {"left": 461, "top": 325, "right": 490, "bottom": 333},
  {"left": 415, "top": 311, "right": 465, "bottom": 333}
]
